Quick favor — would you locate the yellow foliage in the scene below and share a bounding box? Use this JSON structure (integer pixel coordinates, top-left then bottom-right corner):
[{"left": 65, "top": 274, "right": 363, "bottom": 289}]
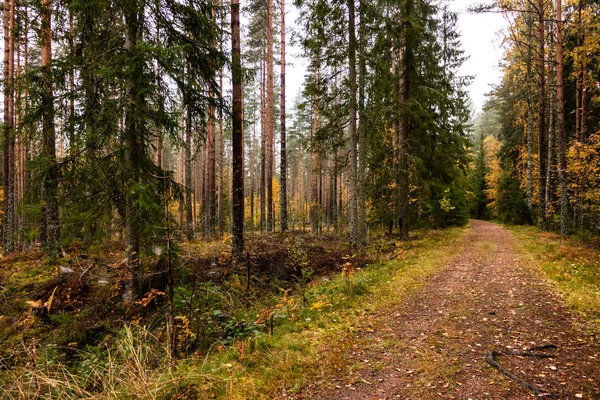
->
[
  {"left": 483, "top": 136, "right": 502, "bottom": 217},
  {"left": 310, "top": 294, "right": 332, "bottom": 310},
  {"left": 568, "top": 134, "right": 600, "bottom": 227}
]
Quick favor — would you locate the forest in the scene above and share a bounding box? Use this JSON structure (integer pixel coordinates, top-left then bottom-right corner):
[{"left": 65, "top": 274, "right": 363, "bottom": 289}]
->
[{"left": 0, "top": 0, "right": 599, "bottom": 398}]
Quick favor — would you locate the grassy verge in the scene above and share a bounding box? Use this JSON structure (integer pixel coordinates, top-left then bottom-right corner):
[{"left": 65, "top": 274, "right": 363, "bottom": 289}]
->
[
  {"left": 507, "top": 225, "right": 600, "bottom": 325},
  {"left": 1, "top": 226, "right": 468, "bottom": 399}
]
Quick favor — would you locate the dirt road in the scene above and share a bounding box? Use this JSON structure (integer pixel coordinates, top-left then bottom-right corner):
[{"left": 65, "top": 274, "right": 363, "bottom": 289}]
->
[{"left": 299, "top": 220, "right": 599, "bottom": 399}]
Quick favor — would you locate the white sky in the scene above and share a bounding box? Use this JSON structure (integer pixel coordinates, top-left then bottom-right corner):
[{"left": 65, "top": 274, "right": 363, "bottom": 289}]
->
[{"left": 284, "top": 0, "right": 508, "bottom": 114}]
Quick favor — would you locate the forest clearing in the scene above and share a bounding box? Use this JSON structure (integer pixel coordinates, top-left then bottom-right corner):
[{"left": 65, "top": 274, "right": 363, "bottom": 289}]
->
[{"left": 1, "top": 0, "right": 600, "bottom": 398}]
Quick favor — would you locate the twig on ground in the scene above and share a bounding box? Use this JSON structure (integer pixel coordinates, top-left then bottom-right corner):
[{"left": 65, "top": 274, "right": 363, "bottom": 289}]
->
[{"left": 485, "top": 350, "right": 557, "bottom": 399}]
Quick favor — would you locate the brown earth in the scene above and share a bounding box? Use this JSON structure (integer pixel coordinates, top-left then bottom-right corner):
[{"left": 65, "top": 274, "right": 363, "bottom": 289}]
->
[{"left": 295, "top": 220, "right": 600, "bottom": 399}]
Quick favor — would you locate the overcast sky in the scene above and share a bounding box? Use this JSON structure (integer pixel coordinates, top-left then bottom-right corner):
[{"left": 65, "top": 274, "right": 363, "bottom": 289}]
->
[{"left": 284, "top": 0, "right": 508, "bottom": 114}]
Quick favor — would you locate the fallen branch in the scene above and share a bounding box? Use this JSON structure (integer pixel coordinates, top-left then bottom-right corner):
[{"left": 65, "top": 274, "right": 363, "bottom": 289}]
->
[
  {"left": 486, "top": 350, "right": 557, "bottom": 398},
  {"left": 388, "top": 246, "right": 412, "bottom": 261},
  {"left": 526, "top": 344, "right": 557, "bottom": 352},
  {"left": 503, "top": 349, "right": 554, "bottom": 358},
  {"left": 503, "top": 343, "right": 557, "bottom": 358}
]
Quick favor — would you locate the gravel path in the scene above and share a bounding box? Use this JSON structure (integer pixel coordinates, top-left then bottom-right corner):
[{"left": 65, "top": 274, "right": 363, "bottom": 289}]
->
[{"left": 297, "top": 220, "right": 600, "bottom": 399}]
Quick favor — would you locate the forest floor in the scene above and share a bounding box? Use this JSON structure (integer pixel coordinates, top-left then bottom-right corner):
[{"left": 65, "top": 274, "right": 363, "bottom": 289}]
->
[
  {"left": 296, "top": 220, "right": 600, "bottom": 399},
  {"left": 1, "top": 221, "right": 599, "bottom": 399}
]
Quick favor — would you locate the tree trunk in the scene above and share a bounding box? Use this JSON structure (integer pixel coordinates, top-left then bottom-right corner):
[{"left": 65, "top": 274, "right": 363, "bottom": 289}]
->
[
  {"left": 397, "top": 0, "right": 411, "bottom": 241},
  {"left": 185, "top": 103, "right": 194, "bottom": 240},
  {"left": 205, "top": 95, "right": 216, "bottom": 237},
  {"left": 310, "top": 65, "right": 320, "bottom": 235},
  {"left": 2, "top": 0, "right": 15, "bottom": 254},
  {"left": 123, "top": 1, "right": 142, "bottom": 303},
  {"left": 231, "top": 0, "right": 244, "bottom": 262},
  {"left": 536, "top": 0, "right": 547, "bottom": 226},
  {"left": 357, "top": 0, "right": 367, "bottom": 244},
  {"left": 260, "top": 57, "right": 267, "bottom": 232},
  {"left": 266, "top": 0, "right": 274, "bottom": 232},
  {"left": 546, "top": 22, "right": 555, "bottom": 216},
  {"left": 347, "top": 0, "right": 358, "bottom": 244},
  {"left": 41, "top": 0, "right": 59, "bottom": 256},
  {"left": 555, "top": 0, "right": 568, "bottom": 237},
  {"left": 279, "top": 0, "right": 288, "bottom": 232},
  {"left": 250, "top": 118, "right": 256, "bottom": 232},
  {"left": 155, "top": 46, "right": 163, "bottom": 169},
  {"left": 20, "top": 6, "right": 28, "bottom": 241},
  {"left": 69, "top": 12, "right": 75, "bottom": 156},
  {"left": 218, "top": 58, "right": 225, "bottom": 235},
  {"left": 525, "top": 15, "right": 534, "bottom": 214}
]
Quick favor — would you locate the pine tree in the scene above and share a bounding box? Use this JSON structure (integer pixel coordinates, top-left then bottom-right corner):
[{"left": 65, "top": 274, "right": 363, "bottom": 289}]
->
[{"left": 231, "top": 0, "right": 244, "bottom": 261}]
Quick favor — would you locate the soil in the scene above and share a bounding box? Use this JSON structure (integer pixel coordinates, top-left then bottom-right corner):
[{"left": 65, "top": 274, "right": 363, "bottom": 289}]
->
[{"left": 295, "top": 220, "right": 600, "bottom": 399}]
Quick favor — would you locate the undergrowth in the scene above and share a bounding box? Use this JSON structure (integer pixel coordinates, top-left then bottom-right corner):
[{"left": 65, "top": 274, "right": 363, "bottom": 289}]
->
[{"left": 0, "top": 227, "right": 467, "bottom": 399}]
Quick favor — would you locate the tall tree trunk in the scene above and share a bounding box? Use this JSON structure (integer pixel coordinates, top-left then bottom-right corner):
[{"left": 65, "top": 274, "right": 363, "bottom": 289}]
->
[
  {"left": 546, "top": 22, "right": 555, "bottom": 215},
  {"left": 279, "top": 0, "right": 288, "bottom": 232},
  {"left": 205, "top": 3, "right": 218, "bottom": 237},
  {"left": 205, "top": 95, "right": 216, "bottom": 237},
  {"left": 347, "top": 0, "right": 358, "bottom": 244},
  {"left": 555, "top": 0, "right": 568, "bottom": 237},
  {"left": 260, "top": 57, "right": 266, "bottom": 232},
  {"left": 69, "top": 11, "right": 75, "bottom": 156},
  {"left": 218, "top": 56, "right": 225, "bottom": 235},
  {"left": 14, "top": 34, "right": 20, "bottom": 241},
  {"left": 41, "top": 0, "right": 59, "bottom": 256},
  {"left": 357, "top": 0, "right": 367, "bottom": 244},
  {"left": 536, "top": 0, "right": 547, "bottom": 226},
  {"left": 185, "top": 103, "right": 193, "bottom": 239},
  {"left": 250, "top": 116, "right": 256, "bottom": 232},
  {"left": 123, "top": 1, "right": 142, "bottom": 303},
  {"left": 525, "top": 15, "right": 534, "bottom": 214},
  {"left": 398, "top": 0, "right": 411, "bottom": 241},
  {"left": 266, "top": 0, "right": 274, "bottom": 232},
  {"left": 331, "top": 155, "right": 338, "bottom": 231},
  {"left": 2, "top": 0, "right": 15, "bottom": 254},
  {"left": 155, "top": 22, "right": 163, "bottom": 169},
  {"left": 310, "top": 65, "right": 320, "bottom": 235},
  {"left": 20, "top": 6, "right": 28, "bottom": 239},
  {"left": 231, "top": 0, "right": 244, "bottom": 261}
]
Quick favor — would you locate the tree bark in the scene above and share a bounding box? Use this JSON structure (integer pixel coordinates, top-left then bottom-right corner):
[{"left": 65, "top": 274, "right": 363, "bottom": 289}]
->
[
  {"left": 310, "top": 65, "right": 320, "bottom": 235},
  {"left": 357, "top": 0, "right": 367, "bottom": 244},
  {"left": 218, "top": 44, "right": 225, "bottom": 235},
  {"left": 347, "top": 0, "right": 358, "bottom": 244},
  {"left": 123, "top": 1, "right": 142, "bottom": 303},
  {"left": 536, "top": 0, "right": 547, "bottom": 226},
  {"left": 555, "top": 0, "right": 568, "bottom": 237},
  {"left": 2, "top": 0, "right": 15, "bottom": 254},
  {"left": 155, "top": 24, "right": 163, "bottom": 170},
  {"left": 41, "top": 0, "right": 59, "bottom": 256},
  {"left": 279, "top": 0, "right": 288, "bottom": 232},
  {"left": 266, "top": 0, "right": 274, "bottom": 232},
  {"left": 525, "top": 15, "right": 534, "bottom": 214},
  {"left": 205, "top": 94, "right": 216, "bottom": 237},
  {"left": 250, "top": 113, "right": 256, "bottom": 232},
  {"left": 260, "top": 57, "right": 267, "bottom": 232},
  {"left": 185, "top": 103, "right": 194, "bottom": 240},
  {"left": 231, "top": 0, "right": 244, "bottom": 262},
  {"left": 398, "top": 0, "right": 411, "bottom": 241}
]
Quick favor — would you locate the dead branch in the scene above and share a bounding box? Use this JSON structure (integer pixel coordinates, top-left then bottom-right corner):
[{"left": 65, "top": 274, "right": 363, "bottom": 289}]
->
[{"left": 486, "top": 350, "right": 557, "bottom": 398}]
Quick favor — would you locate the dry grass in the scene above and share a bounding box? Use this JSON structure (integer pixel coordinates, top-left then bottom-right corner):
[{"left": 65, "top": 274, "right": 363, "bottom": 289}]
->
[{"left": 508, "top": 225, "right": 600, "bottom": 325}]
